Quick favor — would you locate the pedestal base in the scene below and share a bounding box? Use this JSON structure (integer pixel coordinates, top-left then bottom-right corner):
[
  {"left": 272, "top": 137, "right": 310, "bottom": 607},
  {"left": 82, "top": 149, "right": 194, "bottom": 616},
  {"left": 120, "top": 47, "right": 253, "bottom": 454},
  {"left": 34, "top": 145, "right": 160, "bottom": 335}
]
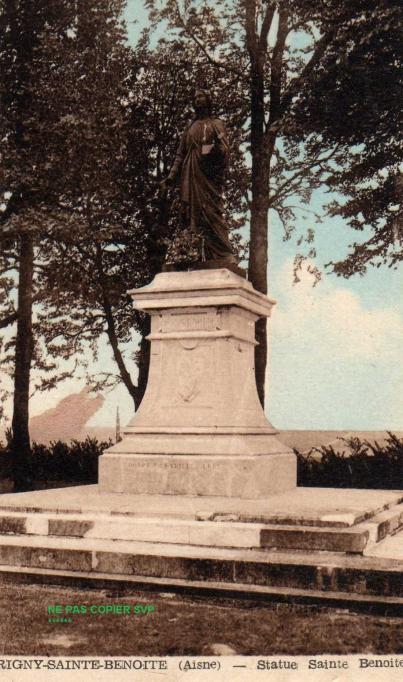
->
[
  {"left": 99, "top": 269, "right": 296, "bottom": 498},
  {"left": 99, "top": 452, "right": 296, "bottom": 498}
]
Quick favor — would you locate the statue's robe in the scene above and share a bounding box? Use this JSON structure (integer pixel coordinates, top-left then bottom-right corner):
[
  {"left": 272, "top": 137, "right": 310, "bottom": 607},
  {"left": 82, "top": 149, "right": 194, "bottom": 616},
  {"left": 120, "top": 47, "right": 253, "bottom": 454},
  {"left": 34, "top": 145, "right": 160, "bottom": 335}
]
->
[{"left": 169, "top": 117, "right": 234, "bottom": 261}]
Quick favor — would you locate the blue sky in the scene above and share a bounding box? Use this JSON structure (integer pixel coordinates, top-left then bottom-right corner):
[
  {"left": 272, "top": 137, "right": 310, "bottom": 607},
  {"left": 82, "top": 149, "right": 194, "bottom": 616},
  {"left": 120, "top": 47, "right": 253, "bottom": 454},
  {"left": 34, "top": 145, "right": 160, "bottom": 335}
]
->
[
  {"left": 267, "top": 176, "right": 403, "bottom": 428},
  {"left": 2, "top": 1, "right": 402, "bottom": 432}
]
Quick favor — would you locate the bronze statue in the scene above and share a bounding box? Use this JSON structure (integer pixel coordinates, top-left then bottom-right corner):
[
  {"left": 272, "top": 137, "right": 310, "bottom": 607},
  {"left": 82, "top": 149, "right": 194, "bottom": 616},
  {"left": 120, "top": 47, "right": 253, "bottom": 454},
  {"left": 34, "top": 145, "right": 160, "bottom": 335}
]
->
[{"left": 161, "top": 89, "right": 237, "bottom": 267}]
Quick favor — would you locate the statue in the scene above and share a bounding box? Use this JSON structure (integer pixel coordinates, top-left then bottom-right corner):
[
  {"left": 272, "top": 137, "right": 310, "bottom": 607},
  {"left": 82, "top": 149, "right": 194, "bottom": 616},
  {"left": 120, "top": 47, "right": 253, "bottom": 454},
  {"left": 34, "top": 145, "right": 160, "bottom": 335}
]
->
[{"left": 160, "top": 89, "right": 237, "bottom": 269}]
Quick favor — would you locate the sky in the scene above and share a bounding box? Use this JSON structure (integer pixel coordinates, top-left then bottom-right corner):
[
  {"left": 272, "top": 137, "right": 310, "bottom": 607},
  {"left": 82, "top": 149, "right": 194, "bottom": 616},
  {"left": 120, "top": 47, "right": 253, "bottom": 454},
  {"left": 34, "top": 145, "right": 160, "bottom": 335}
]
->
[{"left": 1, "top": 1, "right": 402, "bottom": 433}]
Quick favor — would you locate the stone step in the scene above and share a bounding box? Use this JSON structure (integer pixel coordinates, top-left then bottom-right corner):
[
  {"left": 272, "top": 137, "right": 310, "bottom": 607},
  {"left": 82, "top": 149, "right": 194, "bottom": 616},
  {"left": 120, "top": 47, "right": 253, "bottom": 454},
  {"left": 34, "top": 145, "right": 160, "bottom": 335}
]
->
[
  {"left": 260, "top": 526, "right": 369, "bottom": 553},
  {"left": 365, "top": 527, "right": 403, "bottom": 560},
  {"left": 0, "top": 533, "right": 401, "bottom": 599},
  {"left": 259, "top": 504, "right": 403, "bottom": 553},
  {"left": 0, "top": 486, "right": 401, "bottom": 528},
  {"left": 0, "top": 502, "right": 401, "bottom": 553},
  {"left": 195, "top": 494, "right": 403, "bottom": 528},
  {"left": 360, "top": 505, "right": 403, "bottom": 545},
  {"left": 0, "top": 511, "right": 264, "bottom": 549},
  {"left": 1, "top": 564, "right": 403, "bottom": 610}
]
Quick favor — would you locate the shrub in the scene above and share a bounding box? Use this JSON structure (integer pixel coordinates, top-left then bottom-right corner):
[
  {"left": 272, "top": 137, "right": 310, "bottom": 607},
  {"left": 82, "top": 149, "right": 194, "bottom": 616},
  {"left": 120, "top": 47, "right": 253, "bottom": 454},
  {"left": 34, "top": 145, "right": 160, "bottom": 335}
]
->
[
  {"left": 296, "top": 432, "right": 403, "bottom": 489},
  {"left": 0, "top": 437, "right": 112, "bottom": 487}
]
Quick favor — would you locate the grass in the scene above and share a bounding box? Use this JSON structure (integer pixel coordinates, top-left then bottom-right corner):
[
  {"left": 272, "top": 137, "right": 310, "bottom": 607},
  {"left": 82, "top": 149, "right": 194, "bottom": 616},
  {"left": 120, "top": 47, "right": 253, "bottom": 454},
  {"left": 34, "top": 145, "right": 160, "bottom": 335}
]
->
[{"left": 0, "top": 583, "right": 402, "bottom": 656}]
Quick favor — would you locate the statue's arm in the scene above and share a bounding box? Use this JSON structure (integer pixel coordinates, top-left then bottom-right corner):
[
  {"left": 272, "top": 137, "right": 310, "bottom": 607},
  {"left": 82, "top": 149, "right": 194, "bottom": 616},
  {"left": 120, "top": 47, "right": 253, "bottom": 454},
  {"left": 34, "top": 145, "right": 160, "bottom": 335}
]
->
[
  {"left": 215, "top": 120, "right": 229, "bottom": 155},
  {"left": 210, "top": 119, "right": 229, "bottom": 167},
  {"left": 167, "top": 130, "right": 187, "bottom": 182},
  {"left": 208, "top": 119, "right": 229, "bottom": 175}
]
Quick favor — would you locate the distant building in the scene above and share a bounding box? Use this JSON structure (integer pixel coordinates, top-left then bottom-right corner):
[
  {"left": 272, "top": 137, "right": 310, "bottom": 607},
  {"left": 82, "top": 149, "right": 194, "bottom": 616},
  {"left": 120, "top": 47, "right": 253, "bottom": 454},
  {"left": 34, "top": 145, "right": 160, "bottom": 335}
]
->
[{"left": 115, "top": 406, "right": 121, "bottom": 443}]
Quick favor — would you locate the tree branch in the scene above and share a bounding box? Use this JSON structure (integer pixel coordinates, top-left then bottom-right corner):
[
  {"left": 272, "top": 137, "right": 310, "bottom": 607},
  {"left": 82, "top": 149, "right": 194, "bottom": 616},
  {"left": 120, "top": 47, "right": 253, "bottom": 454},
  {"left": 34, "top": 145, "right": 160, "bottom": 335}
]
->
[
  {"left": 269, "top": 144, "right": 341, "bottom": 203},
  {"left": 245, "top": 0, "right": 258, "bottom": 61},
  {"left": 268, "top": 8, "right": 289, "bottom": 125},
  {"left": 276, "top": 26, "right": 338, "bottom": 124},
  {"left": 173, "top": 0, "right": 241, "bottom": 74},
  {"left": 94, "top": 243, "right": 139, "bottom": 407},
  {"left": 259, "top": 2, "right": 276, "bottom": 51},
  {"left": 0, "top": 311, "right": 18, "bottom": 329}
]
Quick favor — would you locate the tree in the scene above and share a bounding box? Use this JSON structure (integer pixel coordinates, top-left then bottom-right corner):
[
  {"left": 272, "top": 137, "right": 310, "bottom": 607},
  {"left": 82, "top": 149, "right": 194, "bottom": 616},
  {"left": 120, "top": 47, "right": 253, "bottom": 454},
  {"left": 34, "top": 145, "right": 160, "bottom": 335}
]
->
[
  {"left": 39, "top": 36, "right": 248, "bottom": 410},
  {"left": 0, "top": 0, "right": 131, "bottom": 487},
  {"left": 0, "top": 0, "right": 67, "bottom": 486},
  {"left": 1, "top": 8, "right": 248, "bottom": 462},
  {"left": 144, "top": 0, "right": 402, "bottom": 406},
  {"left": 291, "top": 0, "right": 402, "bottom": 277}
]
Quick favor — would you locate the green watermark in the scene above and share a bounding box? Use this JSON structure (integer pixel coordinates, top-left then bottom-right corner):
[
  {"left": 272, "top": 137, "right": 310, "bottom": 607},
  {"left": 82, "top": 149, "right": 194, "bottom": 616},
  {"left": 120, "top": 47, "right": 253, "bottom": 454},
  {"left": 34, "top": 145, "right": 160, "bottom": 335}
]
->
[{"left": 47, "top": 603, "right": 156, "bottom": 623}]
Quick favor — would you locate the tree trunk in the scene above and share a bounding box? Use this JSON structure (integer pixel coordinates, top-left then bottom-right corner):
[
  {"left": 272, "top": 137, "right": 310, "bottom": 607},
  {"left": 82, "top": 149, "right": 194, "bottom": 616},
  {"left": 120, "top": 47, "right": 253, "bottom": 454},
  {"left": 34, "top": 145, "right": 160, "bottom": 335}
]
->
[
  {"left": 244, "top": 2, "right": 288, "bottom": 407},
  {"left": 136, "top": 316, "right": 151, "bottom": 409},
  {"left": 132, "top": 196, "right": 169, "bottom": 408},
  {"left": 249, "top": 198, "right": 269, "bottom": 408},
  {"left": 247, "top": 49, "right": 270, "bottom": 407},
  {"left": 249, "top": 181, "right": 269, "bottom": 408},
  {"left": 11, "top": 232, "right": 34, "bottom": 490},
  {"left": 95, "top": 245, "right": 140, "bottom": 410}
]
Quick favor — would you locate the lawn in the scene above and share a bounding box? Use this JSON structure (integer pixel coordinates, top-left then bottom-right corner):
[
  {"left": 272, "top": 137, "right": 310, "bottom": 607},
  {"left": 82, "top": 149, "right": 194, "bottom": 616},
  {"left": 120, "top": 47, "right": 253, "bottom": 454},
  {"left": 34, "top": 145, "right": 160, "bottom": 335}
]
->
[{"left": 0, "top": 583, "right": 401, "bottom": 656}]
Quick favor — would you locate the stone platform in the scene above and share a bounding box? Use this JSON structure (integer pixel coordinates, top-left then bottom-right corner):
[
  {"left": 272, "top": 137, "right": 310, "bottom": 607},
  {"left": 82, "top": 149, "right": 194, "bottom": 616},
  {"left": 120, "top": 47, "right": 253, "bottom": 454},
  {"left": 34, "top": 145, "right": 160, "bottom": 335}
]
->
[
  {"left": 5, "top": 269, "right": 400, "bottom": 606},
  {"left": 0, "top": 485, "right": 401, "bottom": 605}
]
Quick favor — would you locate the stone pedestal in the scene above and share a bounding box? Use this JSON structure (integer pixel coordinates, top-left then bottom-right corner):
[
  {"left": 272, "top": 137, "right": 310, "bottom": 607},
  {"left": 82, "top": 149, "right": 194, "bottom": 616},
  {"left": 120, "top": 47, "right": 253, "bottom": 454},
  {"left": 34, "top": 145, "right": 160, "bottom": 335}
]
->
[{"left": 99, "top": 269, "right": 296, "bottom": 498}]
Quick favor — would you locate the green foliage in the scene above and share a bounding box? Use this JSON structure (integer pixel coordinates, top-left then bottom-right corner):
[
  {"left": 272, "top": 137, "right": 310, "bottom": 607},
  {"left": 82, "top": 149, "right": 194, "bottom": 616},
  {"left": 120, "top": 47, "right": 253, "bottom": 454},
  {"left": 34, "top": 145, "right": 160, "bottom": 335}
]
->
[
  {"left": 0, "top": 0, "right": 135, "bottom": 428},
  {"left": 0, "top": 437, "right": 111, "bottom": 485},
  {"left": 1, "top": 15, "right": 251, "bottom": 413},
  {"left": 31, "top": 34, "right": 249, "bottom": 404},
  {"left": 144, "top": 0, "right": 402, "bottom": 277},
  {"left": 293, "top": 0, "right": 402, "bottom": 276},
  {"left": 296, "top": 432, "right": 403, "bottom": 489},
  {"left": 2, "top": 432, "right": 400, "bottom": 490}
]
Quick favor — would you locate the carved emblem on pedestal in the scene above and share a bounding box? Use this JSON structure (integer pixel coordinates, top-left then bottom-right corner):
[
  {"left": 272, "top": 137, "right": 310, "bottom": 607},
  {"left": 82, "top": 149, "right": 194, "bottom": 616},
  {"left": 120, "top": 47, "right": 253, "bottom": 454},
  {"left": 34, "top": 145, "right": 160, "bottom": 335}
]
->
[{"left": 175, "top": 347, "right": 206, "bottom": 404}]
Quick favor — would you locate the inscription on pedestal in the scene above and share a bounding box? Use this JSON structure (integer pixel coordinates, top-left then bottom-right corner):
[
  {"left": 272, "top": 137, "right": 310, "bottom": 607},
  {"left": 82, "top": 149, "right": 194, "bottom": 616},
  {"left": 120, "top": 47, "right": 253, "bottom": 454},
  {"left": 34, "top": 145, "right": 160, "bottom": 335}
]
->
[
  {"left": 127, "top": 460, "right": 222, "bottom": 471},
  {"left": 162, "top": 310, "right": 219, "bottom": 333},
  {"left": 100, "top": 453, "right": 297, "bottom": 497}
]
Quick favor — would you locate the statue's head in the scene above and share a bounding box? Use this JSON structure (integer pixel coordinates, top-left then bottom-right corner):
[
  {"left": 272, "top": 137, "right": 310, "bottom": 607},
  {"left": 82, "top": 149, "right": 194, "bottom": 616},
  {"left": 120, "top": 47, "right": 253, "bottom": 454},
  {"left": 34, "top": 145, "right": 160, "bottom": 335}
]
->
[{"left": 193, "top": 89, "right": 213, "bottom": 116}]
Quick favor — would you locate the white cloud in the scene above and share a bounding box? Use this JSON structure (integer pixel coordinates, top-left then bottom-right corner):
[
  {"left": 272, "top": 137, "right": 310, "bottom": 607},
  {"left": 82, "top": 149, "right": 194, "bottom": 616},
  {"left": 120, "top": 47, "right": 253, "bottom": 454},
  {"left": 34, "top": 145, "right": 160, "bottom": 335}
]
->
[
  {"left": 271, "top": 260, "right": 403, "bottom": 362},
  {"left": 267, "top": 260, "right": 403, "bottom": 429}
]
